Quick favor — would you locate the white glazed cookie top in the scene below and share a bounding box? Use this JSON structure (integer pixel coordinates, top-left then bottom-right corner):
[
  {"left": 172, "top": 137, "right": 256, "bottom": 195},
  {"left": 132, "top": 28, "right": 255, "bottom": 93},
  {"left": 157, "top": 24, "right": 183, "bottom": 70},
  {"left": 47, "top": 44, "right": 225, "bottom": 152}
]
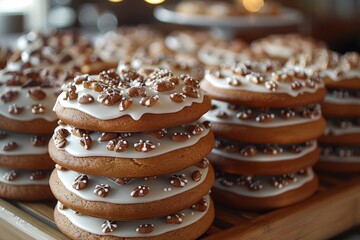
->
[
  {"left": 56, "top": 160, "right": 209, "bottom": 204},
  {"left": 286, "top": 50, "right": 360, "bottom": 82},
  {"left": 57, "top": 194, "right": 210, "bottom": 237},
  {"left": 204, "top": 62, "right": 325, "bottom": 97},
  {"left": 212, "top": 139, "right": 317, "bottom": 162},
  {"left": 214, "top": 167, "right": 314, "bottom": 198},
  {"left": 52, "top": 121, "right": 211, "bottom": 158},
  {"left": 204, "top": 99, "right": 322, "bottom": 128},
  {"left": 0, "top": 167, "right": 50, "bottom": 186},
  {"left": 0, "top": 130, "right": 49, "bottom": 155},
  {"left": 251, "top": 34, "right": 322, "bottom": 59},
  {"left": 56, "top": 68, "right": 205, "bottom": 121}
]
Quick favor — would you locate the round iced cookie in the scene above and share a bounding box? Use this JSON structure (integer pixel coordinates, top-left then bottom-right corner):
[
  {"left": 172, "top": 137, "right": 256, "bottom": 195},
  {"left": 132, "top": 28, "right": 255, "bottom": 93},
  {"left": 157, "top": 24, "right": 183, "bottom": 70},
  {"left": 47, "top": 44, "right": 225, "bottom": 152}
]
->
[
  {"left": 49, "top": 121, "right": 214, "bottom": 177},
  {"left": 204, "top": 100, "right": 326, "bottom": 144},
  {"left": 321, "top": 89, "right": 360, "bottom": 117},
  {"left": 320, "top": 118, "right": 360, "bottom": 145},
  {"left": 54, "top": 68, "right": 211, "bottom": 132},
  {"left": 316, "top": 145, "right": 360, "bottom": 172},
  {"left": 200, "top": 63, "right": 326, "bottom": 108},
  {"left": 212, "top": 168, "right": 318, "bottom": 210},
  {"left": 208, "top": 139, "right": 319, "bottom": 175},
  {"left": 0, "top": 130, "right": 53, "bottom": 170},
  {"left": 54, "top": 195, "right": 214, "bottom": 240},
  {"left": 286, "top": 50, "right": 360, "bottom": 89},
  {"left": 0, "top": 167, "right": 53, "bottom": 201},
  {"left": 251, "top": 34, "right": 323, "bottom": 64},
  {"left": 50, "top": 161, "right": 214, "bottom": 220}
]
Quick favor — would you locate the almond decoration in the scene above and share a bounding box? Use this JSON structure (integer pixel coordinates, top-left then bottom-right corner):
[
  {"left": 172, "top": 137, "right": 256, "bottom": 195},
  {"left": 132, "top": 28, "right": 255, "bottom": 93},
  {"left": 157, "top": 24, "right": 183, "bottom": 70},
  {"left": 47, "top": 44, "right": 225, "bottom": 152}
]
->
[
  {"left": 72, "top": 174, "right": 89, "bottom": 190},
  {"left": 71, "top": 128, "right": 87, "bottom": 137},
  {"left": 280, "top": 109, "right": 296, "bottom": 119},
  {"left": 63, "top": 84, "right": 78, "bottom": 100},
  {"left": 1, "top": 90, "right": 19, "bottom": 103},
  {"left": 166, "top": 213, "right": 185, "bottom": 224},
  {"left": 225, "top": 144, "right": 240, "bottom": 153},
  {"left": 289, "top": 145, "right": 303, "bottom": 153},
  {"left": 136, "top": 224, "right": 154, "bottom": 234},
  {"left": 74, "top": 74, "right": 89, "bottom": 84},
  {"left": 134, "top": 140, "right": 157, "bottom": 152},
  {"left": 3, "top": 141, "right": 17, "bottom": 151},
  {"left": 246, "top": 72, "right": 264, "bottom": 84},
  {"left": 126, "top": 86, "right": 147, "bottom": 97},
  {"left": 55, "top": 128, "right": 69, "bottom": 139},
  {"left": 54, "top": 135, "right": 67, "bottom": 148},
  {"left": 98, "top": 88, "right": 122, "bottom": 106},
  {"left": 99, "top": 69, "right": 120, "bottom": 86},
  {"left": 108, "top": 177, "right": 132, "bottom": 185},
  {"left": 94, "top": 184, "right": 111, "bottom": 197},
  {"left": 79, "top": 134, "right": 92, "bottom": 150},
  {"left": 263, "top": 145, "right": 283, "bottom": 155},
  {"left": 236, "top": 109, "right": 253, "bottom": 120},
  {"left": 145, "top": 129, "right": 167, "bottom": 139},
  {"left": 28, "top": 88, "right": 46, "bottom": 100},
  {"left": 8, "top": 104, "right": 24, "bottom": 115},
  {"left": 187, "top": 125, "right": 204, "bottom": 135},
  {"left": 169, "top": 174, "right": 188, "bottom": 187},
  {"left": 291, "top": 80, "right": 303, "bottom": 90},
  {"left": 203, "top": 121, "right": 212, "bottom": 129},
  {"left": 150, "top": 79, "right": 176, "bottom": 92},
  {"left": 102, "top": 220, "right": 118, "bottom": 233},
  {"left": 30, "top": 171, "right": 46, "bottom": 180},
  {"left": 192, "top": 170, "right": 202, "bottom": 182},
  {"left": 139, "top": 95, "right": 159, "bottom": 107},
  {"left": 106, "top": 139, "right": 129, "bottom": 152},
  {"left": 271, "top": 174, "right": 297, "bottom": 189},
  {"left": 171, "top": 132, "right": 191, "bottom": 142},
  {"left": 77, "top": 94, "right": 94, "bottom": 104},
  {"left": 170, "top": 92, "right": 186, "bottom": 103},
  {"left": 31, "top": 103, "right": 45, "bottom": 114},
  {"left": 197, "top": 158, "right": 210, "bottom": 169},
  {"left": 3, "top": 170, "right": 17, "bottom": 181},
  {"left": 131, "top": 185, "right": 150, "bottom": 197},
  {"left": 98, "top": 132, "right": 118, "bottom": 142},
  {"left": 31, "top": 136, "right": 47, "bottom": 147},
  {"left": 118, "top": 97, "right": 133, "bottom": 111},
  {"left": 182, "top": 85, "right": 199, "bottom": 98},
  {"left": 191, "top": 197, "right": 208, "bottom": 212},
  {"left": 182, "top": 75, "right": 200, "bottom": 88},
  {"left": 216, "top": 111, "right": 228, "bottom": 119},
  {"left": 255, "top": 112, "right": 275, "bottom": 122},
  {"left": 265, "top": 80, "right": 278, "bottom": 91}
]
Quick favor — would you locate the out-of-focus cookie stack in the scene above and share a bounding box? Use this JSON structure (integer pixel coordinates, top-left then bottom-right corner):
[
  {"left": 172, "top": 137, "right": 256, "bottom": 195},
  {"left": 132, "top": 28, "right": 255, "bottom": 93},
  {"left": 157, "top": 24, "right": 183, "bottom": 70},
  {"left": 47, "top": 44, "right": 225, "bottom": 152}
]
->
[
  {"left": 49, "top": 65, "right": 216, "bottom": 239},
  {"left": 201, "top": 60, "right": 326, "bottom": 209},
  {"left": 287, "top": 50, "right": 360, "bottom": 172}
]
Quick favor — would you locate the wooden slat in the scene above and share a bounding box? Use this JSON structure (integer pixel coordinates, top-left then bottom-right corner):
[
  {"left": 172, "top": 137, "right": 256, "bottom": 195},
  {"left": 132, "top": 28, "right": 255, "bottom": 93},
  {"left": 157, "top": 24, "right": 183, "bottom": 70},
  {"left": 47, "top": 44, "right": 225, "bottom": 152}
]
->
[{"left": 0, "top": 199, "right": 68, "bottom": 240}]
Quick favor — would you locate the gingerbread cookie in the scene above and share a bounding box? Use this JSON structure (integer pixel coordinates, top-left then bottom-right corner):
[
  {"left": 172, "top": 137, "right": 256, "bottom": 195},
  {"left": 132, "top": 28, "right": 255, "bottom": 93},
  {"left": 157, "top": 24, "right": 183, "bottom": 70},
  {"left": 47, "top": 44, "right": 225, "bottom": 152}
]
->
[
  {"left": 320, "top": 118, "right": 360, "bottom": 145},
  {"left": 212, "top": 168, "right": 318, "bottom": 210},
  {"left": 50, "top": 162, "right": 214, "bottom": 220},
  {"left": 317, "top": 146, "right": 360, "bottom": 172},
  {"left": 54, "top": 69, "right": 211, "bottom": 132},
  {"left": 209, "top": 139, "right": 319, "bottom": 175},
  {"left": 55, "top": 195, "right": 214, "bottom": 240},
  {"left": 0, "top": 167, "right": 52, "bottom": 201},
  {"left": 201, "top": 63, "right": 326, "bottom": 107},
  {"left": 49, "top": 121, "right": 213, "bottom": 177}
]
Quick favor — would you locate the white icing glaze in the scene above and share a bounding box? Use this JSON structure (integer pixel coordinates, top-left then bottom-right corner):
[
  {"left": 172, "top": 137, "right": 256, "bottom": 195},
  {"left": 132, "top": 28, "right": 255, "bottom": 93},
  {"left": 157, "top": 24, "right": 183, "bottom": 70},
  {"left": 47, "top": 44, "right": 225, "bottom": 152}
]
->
[
  {"left": 0, "top": 130, "right": 49, "bottom": 156},
  {"left": 0, "top": 86, "right": 58, "bottom": 122},
  {"left": 214, "top": 168, "right": 314, "bottom": 198},
  {"left": 212, "top": 140, "right": 317, "bottom": 162},
  {"left": 204, "top": 71, "right": 324, "bottom": 97},
  {"left": 56, "top": 122, "right": 209, "bottom": 158},
  {"left": 325, "top": 94, "right": 360, "bottom": 105},
  {"left": 203, "top": 100, "right": 321, "bottom": 128},
  {"left": 322, "top": 69, "right": 360, "bottom": 82},
  {"left": 0, "top": 167, "right": 50, "bottom": 186},
  {"left": 320, "top": 155, "right": 360, "bottom": 163},
  {"left": 324, "top": 123, "right": 360, "bottom": 136},
  {"left": 57, "top": 195, "right": 210, "bottom": 237},
  {"left": 197, "top": 44, "right": 250, "bottom": 66},
  {"left": 56, "top": 76, "right": 205, "bottom": 121},
  {"left": 57, "top": 164, "right": 208, "bottom": 204},
  {"left": 165, "top": 33, "right": 198, "bottom": 53}
]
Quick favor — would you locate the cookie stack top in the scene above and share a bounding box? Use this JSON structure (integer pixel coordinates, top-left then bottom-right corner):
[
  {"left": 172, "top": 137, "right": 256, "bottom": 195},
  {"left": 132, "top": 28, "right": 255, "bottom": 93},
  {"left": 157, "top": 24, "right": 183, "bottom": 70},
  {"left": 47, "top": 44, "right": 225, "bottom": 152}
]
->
[
  {"left": 50, "top": 66, "right": 215, "bottom": 239},
  {"left": 201, "top": 60, "right": 326, "bottom": 210}
]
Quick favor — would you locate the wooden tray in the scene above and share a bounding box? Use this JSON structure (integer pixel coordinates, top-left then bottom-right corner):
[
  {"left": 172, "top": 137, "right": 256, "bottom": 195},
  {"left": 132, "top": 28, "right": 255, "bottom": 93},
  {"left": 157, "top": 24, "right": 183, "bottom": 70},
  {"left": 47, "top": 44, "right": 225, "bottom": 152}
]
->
[{"left": 1, "top": 172, "right": 360, "bottom": 240}]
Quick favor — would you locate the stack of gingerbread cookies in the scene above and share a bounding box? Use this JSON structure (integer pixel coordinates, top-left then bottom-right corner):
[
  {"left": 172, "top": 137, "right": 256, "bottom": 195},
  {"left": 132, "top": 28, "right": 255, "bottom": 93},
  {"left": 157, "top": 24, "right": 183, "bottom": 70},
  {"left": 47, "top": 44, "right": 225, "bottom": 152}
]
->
[
  {"left": 287, "top": 50, "right": 360, "bottom": 172},
  {"left": 201, "top": 60, "right": 326, "bottom": 209},
  {"left": 0, "top": 61, "right": 62, "bottom": 200},
  {"left": 49, "top": 67, "right": 215, "bottom": 239}
]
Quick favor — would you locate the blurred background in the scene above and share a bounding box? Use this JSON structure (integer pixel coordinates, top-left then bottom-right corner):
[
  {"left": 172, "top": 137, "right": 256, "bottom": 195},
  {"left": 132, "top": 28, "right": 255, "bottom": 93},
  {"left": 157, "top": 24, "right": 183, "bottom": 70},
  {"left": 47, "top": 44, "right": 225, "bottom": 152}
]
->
[{"left": 0, "top": 0, "right": 359, "bottom": 52}]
